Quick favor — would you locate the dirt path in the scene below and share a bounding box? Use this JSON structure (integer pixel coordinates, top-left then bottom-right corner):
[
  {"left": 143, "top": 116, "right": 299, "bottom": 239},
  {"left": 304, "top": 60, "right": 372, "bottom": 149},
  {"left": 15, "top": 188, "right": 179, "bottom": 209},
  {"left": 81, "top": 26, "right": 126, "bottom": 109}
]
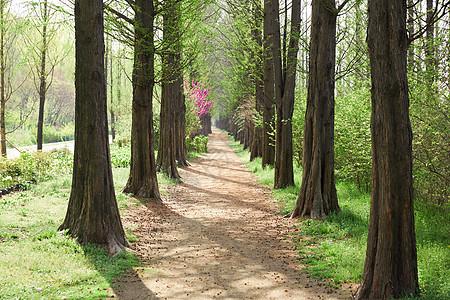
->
[{"left": 114, "top": 128, "right": 353, "bottom": 299}]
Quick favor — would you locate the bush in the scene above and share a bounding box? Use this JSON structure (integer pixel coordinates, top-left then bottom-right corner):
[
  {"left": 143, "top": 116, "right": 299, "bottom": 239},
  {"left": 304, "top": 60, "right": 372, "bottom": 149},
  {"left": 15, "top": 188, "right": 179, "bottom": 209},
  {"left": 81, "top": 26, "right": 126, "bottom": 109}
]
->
[
  {"left": 186, "top": 135, "right": 208, "bottom": 153},
  {"left": 410, "top": 82, "right": 449, "bottom": 209},
  {"left": 292, "top": 86, "right": 307, "bottom": 166},
  {"left": 110, "top": 145, "right": 131, "bottom": 168},
  {"left": 43, "top": 124, "right": 75, "bottom": 144},
  {"left": 334, "top": 86, "right": 371, "bottom": 192},
  {"left": 114, "top": 114, "right": 132, "bottom": 146},
  {"left": 0, "top": 149, "right": 72, "bottom": 189}
]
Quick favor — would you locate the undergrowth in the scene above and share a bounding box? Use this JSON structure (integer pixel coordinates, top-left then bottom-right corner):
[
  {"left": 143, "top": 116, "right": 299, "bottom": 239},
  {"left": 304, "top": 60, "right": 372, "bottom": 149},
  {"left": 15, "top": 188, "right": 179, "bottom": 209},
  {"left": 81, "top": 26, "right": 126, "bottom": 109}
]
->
[
  {"left": 0, "top": 146, "right": 176, "bottom": 299},
  {"left": 228, "top": 136, "right": 450, "bottom": 300}
]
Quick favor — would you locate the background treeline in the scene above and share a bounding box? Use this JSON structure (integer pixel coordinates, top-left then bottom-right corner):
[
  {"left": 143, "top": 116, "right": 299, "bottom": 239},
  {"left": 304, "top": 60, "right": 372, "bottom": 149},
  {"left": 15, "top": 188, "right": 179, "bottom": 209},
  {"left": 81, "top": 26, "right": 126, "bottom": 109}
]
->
[{"left": 213, "top": 0, "right": 449, "bottom": 211}]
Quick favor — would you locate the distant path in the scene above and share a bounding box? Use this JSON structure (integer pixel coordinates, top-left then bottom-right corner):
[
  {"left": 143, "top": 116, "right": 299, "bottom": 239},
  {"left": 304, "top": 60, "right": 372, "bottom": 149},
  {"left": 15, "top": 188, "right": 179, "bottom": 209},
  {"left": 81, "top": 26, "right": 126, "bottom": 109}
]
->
[
  {"left": 115, "top": 128, "right": 353, "bottom": 299},
  {"left": 7, "top": 140, "right": 74, "bottom": 159}
]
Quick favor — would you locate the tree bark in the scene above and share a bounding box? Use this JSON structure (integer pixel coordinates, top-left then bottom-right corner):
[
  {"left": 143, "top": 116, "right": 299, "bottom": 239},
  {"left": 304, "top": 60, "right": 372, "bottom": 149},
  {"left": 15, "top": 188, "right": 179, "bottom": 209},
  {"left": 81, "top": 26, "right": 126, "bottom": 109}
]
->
[
  {"left": 290, "top": 0, "right": 339, "bottom": 219},
  {"left": 262, "top": 0, "right": 275, "bottom": 167},
  {"left": 355, "top": 0, "right": 420, "bottom": 298},
  {"left": 59, "top": 0, "right": 127, "bottom": 255},
  {"left": 273, "top": 0, "right": 301, "bottom": 189},
  {"left": 123, "top": 0, "right": 161, "bottom": 200},
  {"left": 157, "top": 0, "right": 182, "bottom": 179},
  {"left": 176, "top": 77, "right": 188, "bottom": 166}
]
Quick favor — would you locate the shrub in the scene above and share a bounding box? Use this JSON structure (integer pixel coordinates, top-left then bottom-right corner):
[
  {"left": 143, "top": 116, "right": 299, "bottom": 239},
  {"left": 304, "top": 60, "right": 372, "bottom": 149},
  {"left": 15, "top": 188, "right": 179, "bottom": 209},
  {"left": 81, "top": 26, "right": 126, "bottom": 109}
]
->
[
  {"left": 110, "top": 145, "right": 131, "bottom": 168},
  {"left": 0, "top": 149, "right": 72, "bottom": 189},
  {"left": 334, "top": 86, "right": 371, "bottom": 192},
  {"left": 186, "top": 135, "right": 208, "bottom": 153}
]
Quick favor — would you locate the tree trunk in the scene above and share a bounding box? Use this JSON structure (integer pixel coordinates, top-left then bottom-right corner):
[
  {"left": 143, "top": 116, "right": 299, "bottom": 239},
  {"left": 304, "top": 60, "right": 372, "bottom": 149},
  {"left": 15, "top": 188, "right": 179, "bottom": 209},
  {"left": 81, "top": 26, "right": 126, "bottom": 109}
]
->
[
  {"left": 157, "top": 0, "right": 182, "bottom": 179},
  {"left": 0, "top": 0, "right": 6, "bottom": 157},
  {"left": 37, "top": 0, "right": 48, "bottom": 151},
  {"left": 262, "top": 0, "right": 275, "bottom": 168},
  {"left": 250, "top": 2, "right": 263, "bottom": 161},
  {"left": 59, "top": 0, "right": 127, "bottom": 255},
  {"left": 123, "top": 0, "right": 161, "bottom": 200},
  {"left": 176, "top": 77, "right": 188, "bottom": 166},
  {"left": 355, "top": 0, "right": 420, "bottom": 298},
  {"left": 290, "top": 0, "right": 339, "bottom": 219},
  {"left": 273, "top": 0, "right": 300, "bottom": 188}
]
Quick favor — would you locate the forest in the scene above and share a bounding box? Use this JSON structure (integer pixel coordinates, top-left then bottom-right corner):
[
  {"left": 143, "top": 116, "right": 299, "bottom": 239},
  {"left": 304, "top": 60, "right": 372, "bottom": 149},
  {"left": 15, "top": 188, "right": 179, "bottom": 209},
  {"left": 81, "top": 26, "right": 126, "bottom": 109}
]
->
[{"left": 0, "top": 0, "right": 448, "bottom": 299}]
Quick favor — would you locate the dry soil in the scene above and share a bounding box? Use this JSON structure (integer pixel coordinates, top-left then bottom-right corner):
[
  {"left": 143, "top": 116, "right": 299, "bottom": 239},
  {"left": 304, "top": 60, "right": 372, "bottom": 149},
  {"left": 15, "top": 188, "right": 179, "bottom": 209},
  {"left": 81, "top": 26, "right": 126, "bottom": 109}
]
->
[{"left": 112, "top": 128, "right": 354, "bottom": 300}]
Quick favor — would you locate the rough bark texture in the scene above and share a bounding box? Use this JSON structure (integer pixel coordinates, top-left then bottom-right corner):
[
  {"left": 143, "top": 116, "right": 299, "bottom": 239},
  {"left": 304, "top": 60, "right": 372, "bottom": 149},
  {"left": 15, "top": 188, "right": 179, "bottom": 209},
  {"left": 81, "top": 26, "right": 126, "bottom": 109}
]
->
[
  {"left": 123, "top": 0, "right": 161, "bottom": 200},
  {"left": 291, "top": 0, "right": 339, "bottom": 219},
  {"left": 59, "top": 0, "right": 127, "bottom": 255},
  {"left": 355, "top": 1, "right": 420, "bottom": 298},
  {"left": 262, "top": 0, "right": 275, "bottom": 168},
  {"left": 273, "top": 0, "right": 301, "bottom": 189},
  {"left": 157, "top": 0, "right": 182, "bottom": 178},
  {"left": 199, "top": 114, "right": 212, "bottom": 136},
  {"left": 175, "top": 79, "right": 188, "bottom": 166}
]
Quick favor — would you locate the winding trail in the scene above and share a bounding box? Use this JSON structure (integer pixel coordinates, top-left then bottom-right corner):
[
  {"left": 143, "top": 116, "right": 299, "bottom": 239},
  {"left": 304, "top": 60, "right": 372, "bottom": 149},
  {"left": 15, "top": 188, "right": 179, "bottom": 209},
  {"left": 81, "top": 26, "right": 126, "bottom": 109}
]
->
[{"left": 114, "top": 128, "right": 353, "bottom": 299}]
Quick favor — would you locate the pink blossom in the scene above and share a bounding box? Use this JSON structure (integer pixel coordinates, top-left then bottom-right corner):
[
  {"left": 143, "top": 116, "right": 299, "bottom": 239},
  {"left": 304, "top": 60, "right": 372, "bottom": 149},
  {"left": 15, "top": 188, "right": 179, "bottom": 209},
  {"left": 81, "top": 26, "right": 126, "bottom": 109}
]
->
[{"left": 185, "top": 80, "right": 215, "bottom": 117}]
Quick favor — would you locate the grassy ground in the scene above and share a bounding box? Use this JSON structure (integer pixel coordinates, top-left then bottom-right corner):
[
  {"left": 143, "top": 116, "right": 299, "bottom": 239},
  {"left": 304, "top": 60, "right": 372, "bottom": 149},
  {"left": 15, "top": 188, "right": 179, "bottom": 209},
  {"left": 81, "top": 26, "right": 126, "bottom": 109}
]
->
[
  {"left": 0, "top": 150, "right": 175, "bottom": 299},
  {"left": 229, "top": 138, "right": 450, "bottom": 300}
]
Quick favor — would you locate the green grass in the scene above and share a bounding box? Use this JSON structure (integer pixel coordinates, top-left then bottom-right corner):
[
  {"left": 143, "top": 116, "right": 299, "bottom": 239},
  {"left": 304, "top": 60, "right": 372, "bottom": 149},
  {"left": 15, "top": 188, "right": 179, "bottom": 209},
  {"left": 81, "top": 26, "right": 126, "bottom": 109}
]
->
[
  {"left": 0, "top": 145, "right": 178, "bottom": 299},
  {"left": 228, "top": 136, "right": 450, "bottom": 299}
]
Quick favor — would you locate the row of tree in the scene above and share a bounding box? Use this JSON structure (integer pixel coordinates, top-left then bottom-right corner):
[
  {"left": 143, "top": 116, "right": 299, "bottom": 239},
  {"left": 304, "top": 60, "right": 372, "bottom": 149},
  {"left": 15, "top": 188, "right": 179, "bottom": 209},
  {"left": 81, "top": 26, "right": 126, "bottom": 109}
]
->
[
  {"left": 59, "top": 0, "right": 216, "bottom": 253},
  {"left": 214, "top": 0, "right": 449, "bottom": 299},
  {"left": 18, "top": 0, "right": 447, "bottom": 299},
  {"left": 0, "top": 0, "right": 75, "bottom": 156}
]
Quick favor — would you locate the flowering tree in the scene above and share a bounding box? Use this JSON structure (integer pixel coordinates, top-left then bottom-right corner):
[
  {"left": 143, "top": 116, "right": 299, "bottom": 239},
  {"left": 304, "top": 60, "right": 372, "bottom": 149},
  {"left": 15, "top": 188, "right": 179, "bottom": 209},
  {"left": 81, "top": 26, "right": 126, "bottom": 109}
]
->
[{"left": 185, "top": 79, "right": 214, "bottom": 136}]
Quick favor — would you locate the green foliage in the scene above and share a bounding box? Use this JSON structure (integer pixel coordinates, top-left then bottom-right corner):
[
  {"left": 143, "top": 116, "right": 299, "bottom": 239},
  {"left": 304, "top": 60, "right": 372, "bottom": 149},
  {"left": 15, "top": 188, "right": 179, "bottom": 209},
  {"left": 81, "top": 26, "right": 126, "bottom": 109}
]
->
[
  {"left": 231, "top": 136, "right": 450, "bottom": 299},
  {"left": 0, "top": 149, "right": 72, "bottom": 189},
  {"left": 0, "top": 168, "right": 139, "bottom": 299},
  {"left": 409, "top": 79, "right": 449, "bottom": 210},
  {"left": 186, "top": 135, "right": 209, "bottom": 153},
  {"left": 114, "top": 114, "right": 132, "bottom": 147},
  {"left": 110, "top": 145, "right": 131, "bottom": 168},
  {"left": 292, "top": 87, "right": 307, "bottom": 166},
  {"left": 334, "top": 86, "right": 371, "bottom": 192},
  {"left": 6, "top": 124, "right": 75, "bottom": 148},
  {"left": 43, "top": 123, "right": 75, "bottom": 144},
  {"left": 6, "top": 127, "right": 35, "bottom": 147}
]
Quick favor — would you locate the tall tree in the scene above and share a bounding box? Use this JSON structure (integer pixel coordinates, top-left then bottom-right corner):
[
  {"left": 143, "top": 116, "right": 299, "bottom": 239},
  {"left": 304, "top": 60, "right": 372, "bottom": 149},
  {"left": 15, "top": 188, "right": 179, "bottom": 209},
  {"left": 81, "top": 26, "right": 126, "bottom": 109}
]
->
[
  {"left": 273, "top": 0, "right": 301, "bottom": 188},
  {"left": 59, "top": 0, "right": 127, "bottom": 255},
  {"left": 261, "top": 0, "right": 275, "bottom": 167},
  {"left": 355, "top": 0, "right": 420, "bottom": 298},
  {"left": 35, "top": 0, "right": 48, "bottom": 151},
  {"left": 157, "top": 0, "right": 183, "bottom": 178},
  {"left": 0, "top": 0, "right": 26, "bottom": 157},
  {"left": 249, "top": 0, "right": 263, "bottom": 161},
  {"left": 290, "top": 0, "right": 341, "bottom": 218},
  {"left": 122, "top": 0, "right": 161, "bottom": 199}
]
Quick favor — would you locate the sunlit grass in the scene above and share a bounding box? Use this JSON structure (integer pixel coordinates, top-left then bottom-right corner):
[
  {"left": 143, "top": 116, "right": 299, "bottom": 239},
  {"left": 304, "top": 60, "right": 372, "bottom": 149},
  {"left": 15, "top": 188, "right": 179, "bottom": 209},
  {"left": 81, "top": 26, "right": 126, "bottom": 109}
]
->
[
  {"left": 0, "top": 145, "right": 174, "bottom": 299},
  {"left": 228, "top": 134, "right": 450, "bottom": 299}
]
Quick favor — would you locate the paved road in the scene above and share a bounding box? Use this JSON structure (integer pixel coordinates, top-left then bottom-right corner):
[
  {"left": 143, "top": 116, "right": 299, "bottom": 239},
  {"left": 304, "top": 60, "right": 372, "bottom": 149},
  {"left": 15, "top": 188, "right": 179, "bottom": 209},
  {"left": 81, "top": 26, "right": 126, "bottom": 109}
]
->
[{"left": 6, "top": 140, "right": 75, "bottom": 160}]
